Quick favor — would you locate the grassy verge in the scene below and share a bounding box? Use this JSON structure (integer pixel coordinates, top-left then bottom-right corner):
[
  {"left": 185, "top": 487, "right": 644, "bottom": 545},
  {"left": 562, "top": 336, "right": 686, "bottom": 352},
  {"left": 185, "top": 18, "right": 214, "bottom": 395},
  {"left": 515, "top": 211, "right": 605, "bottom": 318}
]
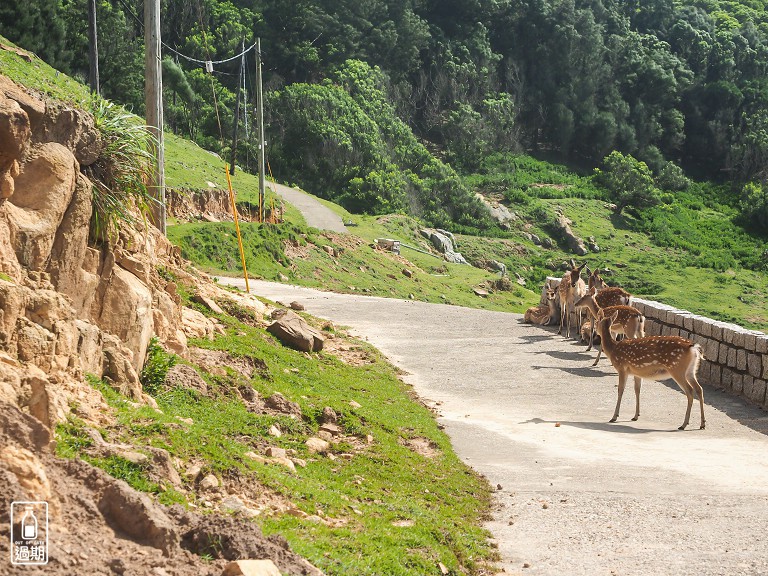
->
[
  {"left": 168, "top": 216, "right": 537, "bottom": 313},
  {"left": 56, "top": 303, "right": 498, "bottom": 575}
]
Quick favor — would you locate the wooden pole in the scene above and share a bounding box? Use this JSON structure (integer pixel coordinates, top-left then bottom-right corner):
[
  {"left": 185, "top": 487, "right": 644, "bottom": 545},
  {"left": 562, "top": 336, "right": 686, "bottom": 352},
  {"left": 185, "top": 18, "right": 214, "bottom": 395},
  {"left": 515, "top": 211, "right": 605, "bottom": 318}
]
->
[
  {"left": 88, "top": 0, "right": 99, "bottom": 95},
  {"left": 229, "top": 40, "right": 244, "bottom": 175},
  {"left": 255, "top": 38, "right": 265, "bottom": 223},
  {"left": 145, "top": 0, "right": 166, "bottom": 234}
]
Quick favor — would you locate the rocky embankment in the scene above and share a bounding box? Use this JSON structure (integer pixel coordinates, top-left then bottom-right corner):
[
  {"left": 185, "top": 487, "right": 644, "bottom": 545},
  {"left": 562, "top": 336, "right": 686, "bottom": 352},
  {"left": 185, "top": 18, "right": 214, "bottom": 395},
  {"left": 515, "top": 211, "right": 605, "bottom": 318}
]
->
[{"left": 0, "top": 72, "right": 321, "bottom": 575}]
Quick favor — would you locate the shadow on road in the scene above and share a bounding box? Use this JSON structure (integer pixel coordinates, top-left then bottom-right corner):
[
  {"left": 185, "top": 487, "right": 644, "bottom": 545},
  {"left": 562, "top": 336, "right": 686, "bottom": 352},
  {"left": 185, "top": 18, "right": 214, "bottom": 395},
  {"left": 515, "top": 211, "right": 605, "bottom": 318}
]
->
[
  {"left": 520, "top": 417, "right": 678, "bottom": 434},
  {"left": 532, "top": 349, "right": 592, "bottom": 362},
  {"left": 518, "top": 334, "right": 555, "bottom": 343}
]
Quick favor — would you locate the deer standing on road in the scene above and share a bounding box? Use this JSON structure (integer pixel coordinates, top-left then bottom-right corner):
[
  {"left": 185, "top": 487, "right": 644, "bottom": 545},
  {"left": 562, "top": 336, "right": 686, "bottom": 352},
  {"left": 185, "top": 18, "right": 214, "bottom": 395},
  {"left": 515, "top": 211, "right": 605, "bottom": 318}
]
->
[
  {"left": 575, "top": 287, "right": 645, "bottom": 366},
  {"left": 524, "top": 283, "right": 558, "bottom": 325},
  {"left": 596, "top": 310, "right": 706, "bottom": 430},
  {"left": 583, "top": 267, "right": 632, "bottom": 350},
  {"left": 557, "top": 260, "right": 587, "bottom": 338}
]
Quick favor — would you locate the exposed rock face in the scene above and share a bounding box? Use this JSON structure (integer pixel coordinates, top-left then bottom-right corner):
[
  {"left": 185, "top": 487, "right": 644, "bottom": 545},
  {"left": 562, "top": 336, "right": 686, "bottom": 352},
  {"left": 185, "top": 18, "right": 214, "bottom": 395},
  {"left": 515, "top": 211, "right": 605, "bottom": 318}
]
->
[
  {"left": 420, "top": 228, "right": 469, "bottom": 264},
  {"left": 554, "top": 213, "right": 588, "bottom": 256},
  {"left": 0, "top": 75, "right": 187, "bottom": 425}
]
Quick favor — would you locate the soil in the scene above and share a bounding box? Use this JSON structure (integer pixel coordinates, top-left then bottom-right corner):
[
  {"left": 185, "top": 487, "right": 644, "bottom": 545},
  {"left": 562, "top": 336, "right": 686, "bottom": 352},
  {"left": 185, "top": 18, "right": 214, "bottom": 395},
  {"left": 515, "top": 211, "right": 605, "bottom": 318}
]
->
[{"left": 0, "top": 403, "right": 322, "bottom": 576}]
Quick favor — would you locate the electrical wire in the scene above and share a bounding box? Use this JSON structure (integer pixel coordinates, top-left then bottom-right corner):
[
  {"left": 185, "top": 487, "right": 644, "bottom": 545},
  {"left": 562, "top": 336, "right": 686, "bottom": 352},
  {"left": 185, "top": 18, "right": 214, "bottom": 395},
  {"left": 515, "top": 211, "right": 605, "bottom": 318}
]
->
[{"left": 112, "top": 0, "right": 260, "bottom": 71}]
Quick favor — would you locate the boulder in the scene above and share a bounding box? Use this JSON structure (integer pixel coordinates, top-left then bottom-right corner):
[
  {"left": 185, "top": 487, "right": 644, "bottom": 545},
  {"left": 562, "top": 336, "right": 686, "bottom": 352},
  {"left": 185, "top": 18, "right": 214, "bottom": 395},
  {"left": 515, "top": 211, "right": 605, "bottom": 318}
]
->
[
  {"left": 7, "top": 142, "right": 79, "bottom": 270},
  {"left": 102, "top": 334, "right": 143, "bottom": 400},
  {"left": 99, "top": 480, "right": 179, "bottom": 556},
  {"left": 96, "top": 265, "right": 154, "bottom": 370},
  {"left": 554, "top": 214, "right": 588, "bottom": 256},
  {"left": 264, "top": 392, "right": 302, "bottom": 417},
  {"left": 181, "top": 306, "right": 215, "bottom": 340},
  {"left": 266, "top": 309, "right": 324, "bottom": 352},
  {"left": 223, "top": 560, "right": 282, "bottom": 576},
  {"left": 0, "top": 96, "right": 31, "bottom": 160},
  {"left": 164, "top": 364, "right": 208, "bottom": 396},
  {"left": 34, "top": 101, "right": 102, "bottom": 167}
]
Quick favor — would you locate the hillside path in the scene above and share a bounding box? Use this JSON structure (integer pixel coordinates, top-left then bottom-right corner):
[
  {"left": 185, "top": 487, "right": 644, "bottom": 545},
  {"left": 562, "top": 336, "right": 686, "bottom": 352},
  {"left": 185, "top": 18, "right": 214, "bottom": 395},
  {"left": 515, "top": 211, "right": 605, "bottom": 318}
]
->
[
  {"left": 223, "top": 278, "right": 768, "bottom": 576},
  {"left": 269, "top": 182, "right": 347, "bottom": 233}
]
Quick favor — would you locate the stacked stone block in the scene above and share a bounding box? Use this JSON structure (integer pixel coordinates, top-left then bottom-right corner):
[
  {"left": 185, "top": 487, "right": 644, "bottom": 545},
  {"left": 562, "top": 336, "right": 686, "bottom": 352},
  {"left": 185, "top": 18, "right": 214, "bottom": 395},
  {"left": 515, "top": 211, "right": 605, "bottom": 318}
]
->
[{"left": 631, "top": 298, "right": 768, "bottom": 409}]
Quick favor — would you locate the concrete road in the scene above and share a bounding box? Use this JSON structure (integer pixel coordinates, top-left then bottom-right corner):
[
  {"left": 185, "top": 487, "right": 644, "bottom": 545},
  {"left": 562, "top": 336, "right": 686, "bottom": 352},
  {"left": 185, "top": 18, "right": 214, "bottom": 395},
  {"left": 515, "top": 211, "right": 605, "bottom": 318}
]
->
[
  {"left": 269, "top": 182, "right": 348, "bottom": 233},
  {"left": 225, "top": 278, "right": 768, "bottom": 576}
]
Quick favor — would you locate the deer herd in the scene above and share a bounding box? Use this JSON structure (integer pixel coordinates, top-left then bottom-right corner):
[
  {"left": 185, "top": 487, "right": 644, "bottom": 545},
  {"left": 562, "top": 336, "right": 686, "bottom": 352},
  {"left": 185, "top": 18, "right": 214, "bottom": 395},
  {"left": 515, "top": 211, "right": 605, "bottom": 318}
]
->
[{"left": 524, "top": 261, "right": 706, "bottom": 431}]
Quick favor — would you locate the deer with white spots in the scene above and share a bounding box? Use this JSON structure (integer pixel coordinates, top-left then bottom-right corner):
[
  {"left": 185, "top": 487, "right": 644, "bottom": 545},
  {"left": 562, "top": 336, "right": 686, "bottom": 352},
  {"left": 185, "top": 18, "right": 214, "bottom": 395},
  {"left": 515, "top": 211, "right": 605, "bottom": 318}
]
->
[
  {"left": 582, "top": 267, "right": 631, "bottom": 350},
  {"left": 596, "top": 310, "right": 706, "bottom": 430},
  {"left": 574, "top": 286, "right": 645, "bottom": 366},
  {"left": 557, "top": 260, "right": 587, "bottom": 338}
]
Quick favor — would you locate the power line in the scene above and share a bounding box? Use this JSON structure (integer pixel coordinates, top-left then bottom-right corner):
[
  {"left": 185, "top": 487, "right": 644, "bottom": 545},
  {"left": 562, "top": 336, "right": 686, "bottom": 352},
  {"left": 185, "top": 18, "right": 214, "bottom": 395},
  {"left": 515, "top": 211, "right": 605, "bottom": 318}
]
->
[{"left": 112, "top": 0, "right": 260, "bottom": 70}]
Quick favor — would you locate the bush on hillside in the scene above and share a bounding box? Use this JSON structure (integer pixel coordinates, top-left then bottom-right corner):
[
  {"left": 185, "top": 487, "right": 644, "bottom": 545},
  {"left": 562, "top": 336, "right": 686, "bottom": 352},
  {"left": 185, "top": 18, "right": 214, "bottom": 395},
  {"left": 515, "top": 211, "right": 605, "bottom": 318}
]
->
[{"left": 594, "top": 151, "right": 661, "bottom": 214}]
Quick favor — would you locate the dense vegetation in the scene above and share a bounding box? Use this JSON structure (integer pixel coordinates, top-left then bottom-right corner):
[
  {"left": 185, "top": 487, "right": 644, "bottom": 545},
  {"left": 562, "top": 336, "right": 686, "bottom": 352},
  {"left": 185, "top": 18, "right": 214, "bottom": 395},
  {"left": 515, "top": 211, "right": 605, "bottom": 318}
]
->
[{"left": 3, "top": 0, "right": 768, "bottom": 226}]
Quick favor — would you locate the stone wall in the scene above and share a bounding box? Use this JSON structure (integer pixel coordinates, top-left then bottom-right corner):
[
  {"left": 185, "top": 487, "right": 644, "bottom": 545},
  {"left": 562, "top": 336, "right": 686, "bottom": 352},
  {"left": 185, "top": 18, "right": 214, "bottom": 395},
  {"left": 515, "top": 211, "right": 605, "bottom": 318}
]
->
[
  {"left": 545, "top": 277, "right": 768, "bottom": 410},
  {"left": 631, "top": 298, "right": 768, "bottom": 410}
]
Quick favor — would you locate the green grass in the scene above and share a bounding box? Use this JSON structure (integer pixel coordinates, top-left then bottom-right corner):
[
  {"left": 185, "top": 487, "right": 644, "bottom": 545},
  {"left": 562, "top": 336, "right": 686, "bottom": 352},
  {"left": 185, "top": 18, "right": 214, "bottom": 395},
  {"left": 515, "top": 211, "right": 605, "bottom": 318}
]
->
[
  {"left": 164, "top": 134, "right": 306, "bottom": 226},
  {"left": 0, "top": 37, "right": 92, "bottom": 105},
  {"left": 56, "top": 310, "right": 497, "bottom": 575}
]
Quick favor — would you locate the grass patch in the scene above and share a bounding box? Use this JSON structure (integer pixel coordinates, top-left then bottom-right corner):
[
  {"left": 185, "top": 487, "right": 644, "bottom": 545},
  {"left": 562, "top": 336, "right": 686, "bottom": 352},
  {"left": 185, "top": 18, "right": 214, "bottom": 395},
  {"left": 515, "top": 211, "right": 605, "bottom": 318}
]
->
[
  {"left": 56, "top": 312, "right": 498, "bottom": 575},
  {"left": 0, "top": 36, "right": 91, "bottom": 105}
]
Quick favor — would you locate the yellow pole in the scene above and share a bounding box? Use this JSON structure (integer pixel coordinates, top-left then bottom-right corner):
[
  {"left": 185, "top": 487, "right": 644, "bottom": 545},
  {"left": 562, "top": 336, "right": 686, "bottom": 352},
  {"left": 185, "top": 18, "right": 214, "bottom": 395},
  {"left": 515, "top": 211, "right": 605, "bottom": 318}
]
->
[{"left": 225, "top": 164, "right": 250, "bottom": 293}]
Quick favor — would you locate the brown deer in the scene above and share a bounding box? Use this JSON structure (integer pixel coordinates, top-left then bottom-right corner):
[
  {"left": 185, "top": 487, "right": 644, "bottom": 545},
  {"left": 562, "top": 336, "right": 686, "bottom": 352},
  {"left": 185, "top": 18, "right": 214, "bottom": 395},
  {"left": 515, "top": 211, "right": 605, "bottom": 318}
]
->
[
  {"left": 524, "top": 283, "right": 558, "bottom": 325},
  {"left": 588, "top": 268, "right": 631, "bottom": 307},
  {"left": 596, "top": 310, "right": 705, "bottom": 430},
  {"left": 574, "top": 287, "right": 645, "bottom": 366},
  {"left": 557, "top": 260, "right": 587, "bottom": 338},
  {"left": 583, "top": 267, "right": 632, "bottom": 349},
  {"left": 580, "top": 319, "right": 600, "bottom": 346}
]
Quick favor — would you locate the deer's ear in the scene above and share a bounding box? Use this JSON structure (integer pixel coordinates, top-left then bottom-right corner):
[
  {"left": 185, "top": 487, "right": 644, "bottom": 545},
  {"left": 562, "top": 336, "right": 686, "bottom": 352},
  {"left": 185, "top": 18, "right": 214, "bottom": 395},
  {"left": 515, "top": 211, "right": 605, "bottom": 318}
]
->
[
  {"left": 589, "top": 285, "right": 596, "bottom": 295},
  {"left": 610, "top": 311, "right": 619, "bottom": 324}
]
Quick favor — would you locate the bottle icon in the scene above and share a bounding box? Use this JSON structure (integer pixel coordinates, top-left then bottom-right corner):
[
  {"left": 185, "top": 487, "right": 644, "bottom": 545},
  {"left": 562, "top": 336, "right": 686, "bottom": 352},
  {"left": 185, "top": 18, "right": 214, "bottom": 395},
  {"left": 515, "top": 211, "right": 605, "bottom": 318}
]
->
[{"left": 21, "top": 508, "right": 38, "bottom": 540}]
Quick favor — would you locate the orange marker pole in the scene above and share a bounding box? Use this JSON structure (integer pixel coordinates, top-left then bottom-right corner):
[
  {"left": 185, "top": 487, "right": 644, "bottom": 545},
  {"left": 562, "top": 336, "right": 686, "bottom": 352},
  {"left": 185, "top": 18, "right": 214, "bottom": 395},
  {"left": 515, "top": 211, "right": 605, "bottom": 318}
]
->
[{"left": 225, "top": 164, "right": 249, "bottom": 293}]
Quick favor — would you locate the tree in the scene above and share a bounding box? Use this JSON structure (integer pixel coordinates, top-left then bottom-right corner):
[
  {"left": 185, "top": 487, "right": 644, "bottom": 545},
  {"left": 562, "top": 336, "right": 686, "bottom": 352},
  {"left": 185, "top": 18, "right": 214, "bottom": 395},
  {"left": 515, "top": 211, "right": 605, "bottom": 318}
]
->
[
  {"left": 740, "top": 181, "right": 768, "bottom": 233},
  {"left": 0, "top": 0, "right": 71, "bottom": 70},
  {"left": 595, "top": 151, "right": 660, "bottom": 214}
]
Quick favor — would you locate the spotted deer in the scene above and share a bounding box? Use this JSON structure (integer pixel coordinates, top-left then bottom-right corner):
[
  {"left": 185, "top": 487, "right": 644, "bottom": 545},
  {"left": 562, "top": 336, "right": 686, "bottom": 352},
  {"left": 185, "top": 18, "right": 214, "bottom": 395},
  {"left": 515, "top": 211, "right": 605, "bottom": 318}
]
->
[
  {"left": 588, "top": 267, "right": 631, "bottom": 307},
  {"left": 524, "top": 283, "right": 558, "bottom": 325},
  {"left": 582, "top": 267, "right": 631, "bottom": 350},
  {"left": 557, "top": 260, "right": 587, "bottom": 338},
  {"left": 574, "top": 286, "right": 645, "bottom": 366},
  {"left": 596, "top": 310, "right": 705, "bottom": 430}
]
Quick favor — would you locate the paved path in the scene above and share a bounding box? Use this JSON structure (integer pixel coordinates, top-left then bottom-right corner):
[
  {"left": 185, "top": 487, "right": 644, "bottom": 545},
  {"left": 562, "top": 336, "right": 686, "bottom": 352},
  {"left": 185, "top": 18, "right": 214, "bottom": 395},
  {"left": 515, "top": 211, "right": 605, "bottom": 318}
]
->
[
  {"left": 270, "top": 182, "right": 347, "bottom": 233},
  {"left": 224, "top": 279, "right": 768, "bottom": 575}
]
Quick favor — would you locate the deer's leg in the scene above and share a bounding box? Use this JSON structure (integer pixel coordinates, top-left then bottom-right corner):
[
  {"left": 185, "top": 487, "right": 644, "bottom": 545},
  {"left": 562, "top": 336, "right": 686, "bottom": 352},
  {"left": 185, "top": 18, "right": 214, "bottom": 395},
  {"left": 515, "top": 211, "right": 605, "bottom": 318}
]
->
[
  {"left": 585, "top": 312, "right": 595, "bottom": 352},
  {"left": 558, "top": 302, "right": 565, "bottom": 335},
  {"left": 687, "top": 371, "right": 706, "bottom": 430},
  {"left": 591, "top": 344, "right": 602, "bottom": 366},
  {"left": 610, "top": 372, "right": 627, "bottom": 423},
  {"left": 631, "top": 376, "right": 641, "bottom": 421},
  {"left": 673, "top": 376, "right": 695, "bottom": 430}
]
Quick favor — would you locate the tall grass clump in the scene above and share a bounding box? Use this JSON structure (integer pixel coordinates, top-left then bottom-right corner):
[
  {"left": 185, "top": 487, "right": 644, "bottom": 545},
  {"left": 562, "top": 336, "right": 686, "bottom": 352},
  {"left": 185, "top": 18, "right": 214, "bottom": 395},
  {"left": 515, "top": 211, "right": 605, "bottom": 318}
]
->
[{"left": 84, "top": 100, "right": 157, "bottom": 238}]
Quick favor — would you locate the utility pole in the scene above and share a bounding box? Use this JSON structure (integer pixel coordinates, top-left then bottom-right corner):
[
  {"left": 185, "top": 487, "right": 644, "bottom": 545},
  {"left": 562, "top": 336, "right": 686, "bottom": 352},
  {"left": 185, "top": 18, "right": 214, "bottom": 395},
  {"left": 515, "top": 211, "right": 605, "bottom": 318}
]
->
[
  {"left": 145, "top": 0, "right": 166, "bottom": 234},
  {"left": 255, "top": 38, "right": 265, "bottom": 223},
  {"left": 229, "top": 40, "right": 244, "bottom": 176},
  {"left": 88, "top": 0, "right": 99, "bottom": 95}
]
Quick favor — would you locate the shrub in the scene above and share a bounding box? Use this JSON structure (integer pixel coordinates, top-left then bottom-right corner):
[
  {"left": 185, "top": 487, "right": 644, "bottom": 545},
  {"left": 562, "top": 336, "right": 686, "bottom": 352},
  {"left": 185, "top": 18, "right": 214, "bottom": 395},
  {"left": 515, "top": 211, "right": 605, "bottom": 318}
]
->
[
  {"left": 140, "top": 337, "right": 177, "bottom": 396},
  {"left": 84, "top": 100, "right": 157, "bottom": 239}
]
